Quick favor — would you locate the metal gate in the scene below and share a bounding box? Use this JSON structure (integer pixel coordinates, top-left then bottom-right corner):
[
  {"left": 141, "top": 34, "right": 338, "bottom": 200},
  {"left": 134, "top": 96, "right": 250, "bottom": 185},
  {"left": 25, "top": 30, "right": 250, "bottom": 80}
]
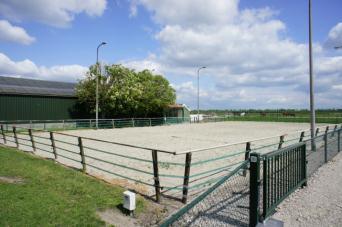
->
[{"left": 249, "top": 142, "right": 307, "bottom": 226}]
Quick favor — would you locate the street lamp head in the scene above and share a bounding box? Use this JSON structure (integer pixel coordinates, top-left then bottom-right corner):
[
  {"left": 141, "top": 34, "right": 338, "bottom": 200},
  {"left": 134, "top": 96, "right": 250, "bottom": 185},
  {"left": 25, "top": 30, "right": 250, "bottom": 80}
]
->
[
  {"left": 101, "top": 42, "right": 107, "bottom": 45},
  {"left": 334, "top": 46, "right": 342, "bottom": 49}
]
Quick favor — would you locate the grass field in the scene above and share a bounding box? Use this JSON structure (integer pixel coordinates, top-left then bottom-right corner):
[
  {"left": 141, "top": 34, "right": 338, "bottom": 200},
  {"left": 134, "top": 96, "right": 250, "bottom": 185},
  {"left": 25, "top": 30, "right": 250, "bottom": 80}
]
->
[
  {"left": 0, "top": 146, "right": 144, "bottom": 226},
  {"left": 222, "top": 112, "right": 342, "bottom": 124}
]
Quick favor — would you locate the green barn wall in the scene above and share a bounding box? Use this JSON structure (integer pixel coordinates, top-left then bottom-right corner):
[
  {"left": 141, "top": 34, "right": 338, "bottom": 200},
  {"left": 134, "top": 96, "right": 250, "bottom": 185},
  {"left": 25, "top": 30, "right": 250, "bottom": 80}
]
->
[{"left": 0, "top": 94, "right": 78, "bottom": 120}]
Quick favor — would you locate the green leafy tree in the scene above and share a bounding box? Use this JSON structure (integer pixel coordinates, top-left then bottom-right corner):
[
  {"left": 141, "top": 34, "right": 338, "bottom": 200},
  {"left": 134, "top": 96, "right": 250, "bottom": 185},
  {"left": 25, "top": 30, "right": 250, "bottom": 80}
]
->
[{"left": 76, "top": 64, "right": 176, "bottom": 118}]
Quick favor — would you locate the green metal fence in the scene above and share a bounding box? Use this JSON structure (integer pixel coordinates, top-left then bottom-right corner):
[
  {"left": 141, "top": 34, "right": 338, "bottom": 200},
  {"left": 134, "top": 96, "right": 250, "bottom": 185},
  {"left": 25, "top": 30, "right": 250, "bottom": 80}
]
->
[
  {"left": 0, "top": 117, "right": 190, "bottom": 131},
  {"left": 262, "top": 143, "right": 306, "bottom": 220}
]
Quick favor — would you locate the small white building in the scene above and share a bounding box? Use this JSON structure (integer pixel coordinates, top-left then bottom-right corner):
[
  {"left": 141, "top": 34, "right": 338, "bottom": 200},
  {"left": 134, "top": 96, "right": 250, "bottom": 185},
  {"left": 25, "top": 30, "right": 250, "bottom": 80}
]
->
[{"left": 190, "top": 114, "right": 207, "bottom": 122}]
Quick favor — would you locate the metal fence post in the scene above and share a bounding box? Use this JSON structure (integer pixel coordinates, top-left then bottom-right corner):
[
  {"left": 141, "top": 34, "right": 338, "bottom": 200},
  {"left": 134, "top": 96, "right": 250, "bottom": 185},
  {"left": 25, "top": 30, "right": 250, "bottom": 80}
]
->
[
  {"left": 338, "top": 129, "right": 341, "bottom": 153},
  {"left": 299, "top": 131, "right": 305, "bottom": 142},
  {"left": 78, "top": 137, "right": 86, "bottom": 173},
  {"left": 132, "top": 118, "right": 135, "bottom": 127},
  {"left": 182, "top": 152, "right": 192, "bottom": 204},
  {"left": 151, "top": 150, "right": 161, "bottom": 203},
  {"left": 324, "top": 133, "right": 328, "bottom": 163},
  {"left": 301, "top": 143, "right": 307, "bottom": 187},
  {"left": 50, "top": 132, "right": 57, "bottom": 159},
  {"left": 13, "top": 126, "right": 19, "bottom": 148},
  {"left": 315, "top": 128, "right": 320, "bottom": 136},
  {"left": 28, "top": 129, "right": 36, "bottom": 152},
  {"left": 89, "top": 119, "right": 92, "bottom": 128},
  {"left": 149, "top": 118, "right": 152, "bottom": 126},
  {"left": 62, "top": 120, "right": 65, "bottom": 129},
  {"left": 278, "top": 135, "right": 285, "bottom": 149},
  {"left": 1, "top": 125, "right": 6, "bottom": 144},
  {"left": 250, "top": 153, "right": 260, "bottom": 227},
  {"left": 243, "top": 142, "right": 251, "bottom": 176},
  {"left": 112, "top": 119, "right": 115, "bottom": 128}
]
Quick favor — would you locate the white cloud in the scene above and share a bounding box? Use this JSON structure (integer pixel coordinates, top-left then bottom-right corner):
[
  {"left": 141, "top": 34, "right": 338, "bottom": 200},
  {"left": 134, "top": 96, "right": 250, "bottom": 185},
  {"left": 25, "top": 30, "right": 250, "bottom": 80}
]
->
[
  {"left": 0, "top": 0, "right": 107, "bottom": 27},
  {"left": 0, "top": 52, "right": 88, "bottom": 82},
  {"left": 0, "top": 20, "right": 35, "bottom": 45},
  {"left": 127, "top": 0, "right": 342, "bottom": 109},
  {"left": 325, "top": 22, "right": 342, "bottom": 48},
  {"left": 137, "top": 0, "right": 239, "bottom": 27}
]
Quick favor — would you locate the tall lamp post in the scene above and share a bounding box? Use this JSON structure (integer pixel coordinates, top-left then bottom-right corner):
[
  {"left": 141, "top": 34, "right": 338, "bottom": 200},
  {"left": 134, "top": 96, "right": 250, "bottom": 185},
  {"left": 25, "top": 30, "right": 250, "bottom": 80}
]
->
[
  {"left": 335, "top": 46, "right": 342, "bottom": 49},
  {"left": 308, "top": 0, "right": 316, "bottom": 148},
  {"left": 96, "top": 42, "right": 107, "bottom": 129},
  {"left": 197, "top": 66, "right": 206, "bottom": 123}
]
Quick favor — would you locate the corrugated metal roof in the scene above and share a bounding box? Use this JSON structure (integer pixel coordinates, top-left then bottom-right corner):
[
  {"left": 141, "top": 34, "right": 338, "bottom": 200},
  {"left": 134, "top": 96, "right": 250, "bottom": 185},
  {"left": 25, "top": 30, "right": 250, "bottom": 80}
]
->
[{"left": 0, "top": 76, "right": 76, "bottom": 97}]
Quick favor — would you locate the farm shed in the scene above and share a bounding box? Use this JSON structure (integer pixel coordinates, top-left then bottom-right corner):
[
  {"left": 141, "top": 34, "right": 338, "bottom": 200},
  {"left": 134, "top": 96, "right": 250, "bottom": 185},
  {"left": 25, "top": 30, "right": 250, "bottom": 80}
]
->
[
  {"left": 0, "top": 76, "right": 80, "bottom": 121},
  {"left": 164, "top": 104, "right": 190, "bottom": 119}
]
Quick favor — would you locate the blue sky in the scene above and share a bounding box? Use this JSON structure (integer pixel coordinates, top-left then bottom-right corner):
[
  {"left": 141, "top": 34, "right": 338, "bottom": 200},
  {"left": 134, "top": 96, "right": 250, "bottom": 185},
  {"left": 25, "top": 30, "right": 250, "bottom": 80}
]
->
[{"left": 0, "top": 0, "right": 341, "bottom": 110}]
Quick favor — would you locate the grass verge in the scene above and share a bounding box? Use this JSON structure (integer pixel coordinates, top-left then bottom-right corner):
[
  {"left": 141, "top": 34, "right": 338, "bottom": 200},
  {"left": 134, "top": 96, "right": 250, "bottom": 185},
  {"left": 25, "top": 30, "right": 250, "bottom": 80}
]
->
[{"left": 0, "top": 146, "right": 144, "bottom": 226}]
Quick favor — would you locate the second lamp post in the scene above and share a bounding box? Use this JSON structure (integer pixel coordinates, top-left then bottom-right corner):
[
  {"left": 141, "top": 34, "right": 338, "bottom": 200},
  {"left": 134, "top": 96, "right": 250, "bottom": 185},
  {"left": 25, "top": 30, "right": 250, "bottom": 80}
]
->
[
  {"left": 197, "top": 66, "right": 206, "bottom": 123},
  {"left": 96, "top": 41, "right": 107, "bottom": 129}
]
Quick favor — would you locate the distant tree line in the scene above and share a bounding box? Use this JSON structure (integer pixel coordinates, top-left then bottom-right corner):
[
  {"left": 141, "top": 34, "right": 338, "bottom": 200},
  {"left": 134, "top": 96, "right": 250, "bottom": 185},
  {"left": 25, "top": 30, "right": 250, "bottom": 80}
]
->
[
  {"left": 75, "top": 64, "right": 176, "bottom": 118},
  {"left": 192, "top": 109, "right": 342, "bottom": 115}
]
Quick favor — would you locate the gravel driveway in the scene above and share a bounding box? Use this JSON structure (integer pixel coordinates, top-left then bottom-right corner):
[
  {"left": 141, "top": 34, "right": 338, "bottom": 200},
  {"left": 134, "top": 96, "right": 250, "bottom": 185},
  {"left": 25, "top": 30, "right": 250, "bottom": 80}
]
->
[{"left": 273, "top": 152, "right": 342, "bottom": 226}]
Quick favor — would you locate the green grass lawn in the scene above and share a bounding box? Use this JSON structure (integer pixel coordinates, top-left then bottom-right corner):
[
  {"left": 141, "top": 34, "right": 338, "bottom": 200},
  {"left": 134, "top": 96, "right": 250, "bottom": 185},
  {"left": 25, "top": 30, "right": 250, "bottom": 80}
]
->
[{"left": 0, "top": 146, "right": 144, "bottom": 226}]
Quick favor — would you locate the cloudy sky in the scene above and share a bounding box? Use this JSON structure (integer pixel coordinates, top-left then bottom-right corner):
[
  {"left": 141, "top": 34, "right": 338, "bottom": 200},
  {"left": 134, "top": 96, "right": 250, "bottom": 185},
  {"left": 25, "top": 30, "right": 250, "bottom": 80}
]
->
[{"left": 0, "top": 0, "right": 341, "bottom": 110}]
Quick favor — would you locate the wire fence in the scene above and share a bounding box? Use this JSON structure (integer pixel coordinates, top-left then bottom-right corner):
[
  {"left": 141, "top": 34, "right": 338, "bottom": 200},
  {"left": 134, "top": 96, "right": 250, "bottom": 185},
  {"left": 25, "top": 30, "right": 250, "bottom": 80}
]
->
[{"left": 161, "top": 161, "right": 250, "bottom": 227}]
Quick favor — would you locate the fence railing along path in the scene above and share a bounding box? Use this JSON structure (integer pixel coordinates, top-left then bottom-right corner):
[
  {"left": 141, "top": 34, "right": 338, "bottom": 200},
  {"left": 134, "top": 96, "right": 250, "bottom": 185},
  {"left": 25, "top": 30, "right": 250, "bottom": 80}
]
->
[
  {"left": 0, "top": 117, "right": 191, "bottom": 131},
  {"left": 161, "top": 127, "right": 341, "bottom": 227},
  {"left": 0, "top": 122, "right": 341, "bottom": 207}
]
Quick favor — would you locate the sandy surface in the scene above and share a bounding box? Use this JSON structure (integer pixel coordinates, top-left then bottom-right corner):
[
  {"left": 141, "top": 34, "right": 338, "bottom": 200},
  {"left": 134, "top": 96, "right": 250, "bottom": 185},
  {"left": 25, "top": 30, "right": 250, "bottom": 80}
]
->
[
  {"left": 273, "top": 152, "right": 342, "bottom": 227},
  {"left": 2, "top": 121, "right": 332, "bottom": 199}
]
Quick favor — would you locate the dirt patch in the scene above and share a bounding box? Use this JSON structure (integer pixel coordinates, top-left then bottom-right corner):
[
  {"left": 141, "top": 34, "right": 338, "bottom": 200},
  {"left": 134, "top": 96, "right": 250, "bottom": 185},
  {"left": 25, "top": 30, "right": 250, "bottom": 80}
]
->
[
  {"left": 0, "top": 176, "right": 25, "bottom": 184},
  {"left": 97, "top": 200, "right": 170, "bottom": 227},
  {"left": 97, "top": 209, "right": 139, "bottom": 227}
]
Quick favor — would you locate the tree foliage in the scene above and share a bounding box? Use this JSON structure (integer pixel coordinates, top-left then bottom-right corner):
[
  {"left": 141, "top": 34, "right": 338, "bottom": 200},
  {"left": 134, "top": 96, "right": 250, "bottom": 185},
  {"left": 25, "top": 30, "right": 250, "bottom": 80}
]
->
[{"left": 76, "top": 64, "right": 176, "bottom": 118}]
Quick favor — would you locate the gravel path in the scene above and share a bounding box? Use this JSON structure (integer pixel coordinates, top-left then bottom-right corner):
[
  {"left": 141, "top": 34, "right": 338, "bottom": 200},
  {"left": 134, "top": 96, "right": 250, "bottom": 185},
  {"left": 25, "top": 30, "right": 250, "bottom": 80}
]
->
[{"left": 273, "top": 152, "right": 342, "bottom": 226}]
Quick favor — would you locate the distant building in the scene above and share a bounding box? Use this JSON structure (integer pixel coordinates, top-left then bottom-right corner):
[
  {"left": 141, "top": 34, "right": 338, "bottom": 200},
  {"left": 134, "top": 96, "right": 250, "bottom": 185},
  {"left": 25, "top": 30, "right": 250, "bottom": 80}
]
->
[
  {"left": 164, "top": 104, "right": 190, "bottom": 120},
  {"left": 0, "top": 76, "right": 83, "bottom": 121}
]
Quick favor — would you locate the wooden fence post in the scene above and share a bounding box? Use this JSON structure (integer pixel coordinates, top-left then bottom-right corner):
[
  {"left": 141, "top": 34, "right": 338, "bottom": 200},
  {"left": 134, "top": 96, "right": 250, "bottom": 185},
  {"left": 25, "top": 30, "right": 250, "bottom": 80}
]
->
[
  {"left": 299, "top": 131, "right": 305, "bottom": 142},
  {"left": 332, "top": 125, "right": 337, "bottom": 136},
  {"left": 28, "top": 129, "right": 36, "bottom": 152},
  {"left": 182, "top": 152, "right": 192, "bottom": 204},
  {"left": 278, "top": 135, "right": 285, "bottom": 150},
  {"left": 78, "top": 137, "right": 86, "bottom": 173},
  {"left": 151, "top": 150, "right": 161, "bottom": 203},
  {"left": 325, "top": 126, "right": 329, "bottom": 134},
  {"left": 243, "top": 142, "right": 251, "bottom": 176},
  {"left": 1, "top": 125, "right": 6, "bottom": 144},
  {"left": 13, "top": 127, "right": 19, "bottom": 148},
  {"left": 50, "top": 132, "right": 57, "bottom": 159},
  {"left": 315, "top": 128, "right": 320, "bottom": 136}
]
